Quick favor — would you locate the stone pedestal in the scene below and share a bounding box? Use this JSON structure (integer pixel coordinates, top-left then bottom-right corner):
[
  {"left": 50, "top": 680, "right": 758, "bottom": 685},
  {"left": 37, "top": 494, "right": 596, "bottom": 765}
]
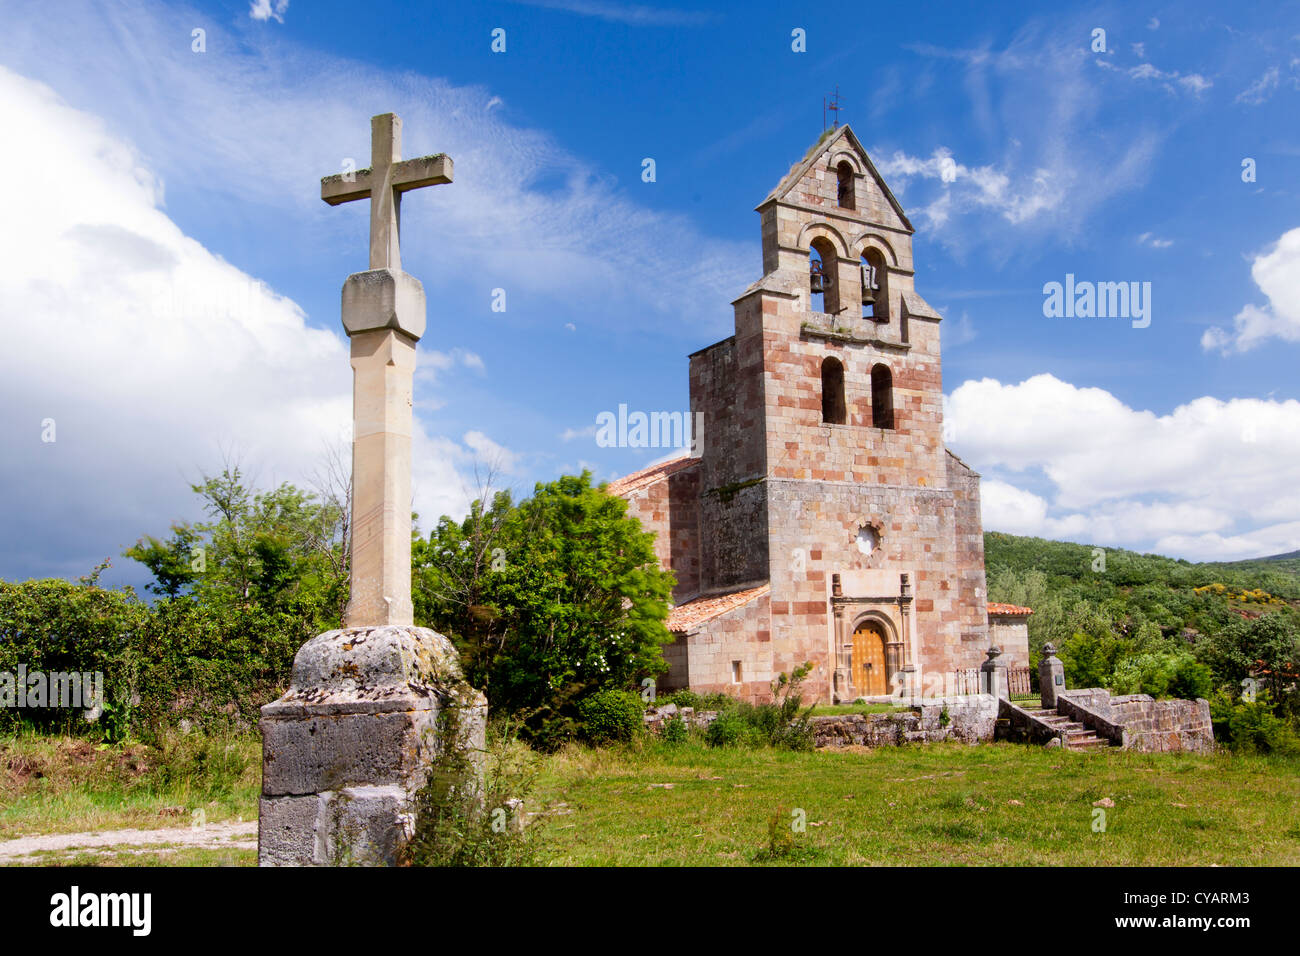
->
[
  {"left": 980, "top": 645, "right": 1008, "bottom": 699},
  {"left": 1039, "top": 642, "right": 1065, "bottom": 709},
  {"left": 258, "top": 625, "right": 486, "bottom": 866}
]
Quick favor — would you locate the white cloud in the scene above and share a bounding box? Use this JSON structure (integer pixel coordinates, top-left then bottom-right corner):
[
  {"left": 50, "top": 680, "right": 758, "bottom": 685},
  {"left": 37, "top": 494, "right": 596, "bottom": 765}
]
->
[
  {"left": 560, "top": 425, "right": 597, "bottom": 441},
  {"left": 509, "top": 0, "right": 713, "bottom": 26},
  {"left": 1235, "top": 67, "right": 1280, "bottom": 105},
  {"left": 874, "top": 147, "right": 1065, "bottom": 228},
  {"left": 1147, "top": 17, "right": 1160, "bottom": 30},
  {"left": 462, "top": 431, "right": 519, "bottom": 472},
  {"left": 0, "top": 65, "right": 472, "bottom": 581},
  {"left": 889, "top": 30, "right": 1162, "bottom": 248},
  {"left": 421, "top": 348, "right": 486, "bottom": 375},
  {"left": 1137, "top": 231, "right": 1173, "bottom": 248},
  {"left": 1202, "top": 227, "right": 1300, "bottom": 353},
  {"left": 249, "top": 0, "right": 289, "bottom": 23},
  {"left": 947, "top": 374, "right": 1300, "bottom": 560},
  {"left": 0, "top": 0, "right": 750, "bottom": 335},
  {"left": 1121, "top": 61, "right": 1213, "bottom": 96}
]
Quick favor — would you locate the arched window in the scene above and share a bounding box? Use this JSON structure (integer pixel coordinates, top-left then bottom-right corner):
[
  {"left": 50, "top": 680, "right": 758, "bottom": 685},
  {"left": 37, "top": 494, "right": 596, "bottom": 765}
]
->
[
  {"left": 821, "top": 356, "right": 846, "bottom": 425},
  {"left": 871, "top": 363, "right": 894, "bottom": 429},
  {"left": 809, "top": 237, "right": 839, "bottom": 314},
  {"left": 836, "top": 161, "right": 855, "bottom": 210},
  {"left": 861, "top": 248, "right": 888, "bottom": 322}
]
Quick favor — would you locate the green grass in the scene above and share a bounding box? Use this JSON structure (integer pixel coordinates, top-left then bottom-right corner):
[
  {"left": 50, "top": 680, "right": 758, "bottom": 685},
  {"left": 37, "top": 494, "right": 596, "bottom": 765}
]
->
[
  {"left": 529, "top": 739, "right": 1300, "bottom": 866},
  {"left": 0, "top": 730, "right": 260, "bottom": 839},
  {"left": 6, "top": 729, "right": 1300, "bottom": 866},
  {"left": 11, "top": 845, "right": 256, "bottom": 867}
]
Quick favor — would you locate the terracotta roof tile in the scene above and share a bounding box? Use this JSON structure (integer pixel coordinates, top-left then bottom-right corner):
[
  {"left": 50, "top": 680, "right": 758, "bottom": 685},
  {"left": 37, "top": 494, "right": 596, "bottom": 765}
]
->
[
  {"left": 666, "top": 584, "right": 770, "bottom": 634},
  {"left": 605, "top": 456, "right": 699, "bottom": 497},
  {"left": 987, "top": 602, "right": 1034, "bottom": 617}
]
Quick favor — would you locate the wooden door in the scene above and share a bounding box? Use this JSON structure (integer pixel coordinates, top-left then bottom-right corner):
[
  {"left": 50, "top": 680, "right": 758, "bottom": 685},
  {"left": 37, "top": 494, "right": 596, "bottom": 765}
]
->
[{"left": 852, "top": 622, "right": 888, "bottom": 697}]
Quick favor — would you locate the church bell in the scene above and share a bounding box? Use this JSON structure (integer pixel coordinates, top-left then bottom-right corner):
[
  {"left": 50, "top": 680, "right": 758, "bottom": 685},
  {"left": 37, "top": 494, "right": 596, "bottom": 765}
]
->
[{"left": 809, "top": 262, "right": 827, "bottom": 294}]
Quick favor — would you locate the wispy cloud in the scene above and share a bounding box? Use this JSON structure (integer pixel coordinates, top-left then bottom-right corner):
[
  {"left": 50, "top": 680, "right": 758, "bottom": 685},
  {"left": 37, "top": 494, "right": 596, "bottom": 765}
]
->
[
  {"left": 1096, "top": 59, "right": 1213, "bottom": 96},
  {"left": 894, "top": 26, "right": 1162, "bottom": 253},
  {"left": 0, "top": 0, "right": 750, "bottom": 336},
  {"left": 509, "top": 0, "right": 714, "bottom": 26},
  {"left": 1235, "top": 67, "right": 1280, "bottom": 104},
  {"left": 1137, "top": 231, "right": 1174, "bottom": 249}
]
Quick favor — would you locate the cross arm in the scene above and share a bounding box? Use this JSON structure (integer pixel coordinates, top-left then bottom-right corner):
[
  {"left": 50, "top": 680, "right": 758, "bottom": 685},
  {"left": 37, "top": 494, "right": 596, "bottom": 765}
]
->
[
  {"left": 321, "top": 168, "right": 375, "bottom": 206},
  {"left": 392, "top": 154, "right": 454, "bottom": 192}
]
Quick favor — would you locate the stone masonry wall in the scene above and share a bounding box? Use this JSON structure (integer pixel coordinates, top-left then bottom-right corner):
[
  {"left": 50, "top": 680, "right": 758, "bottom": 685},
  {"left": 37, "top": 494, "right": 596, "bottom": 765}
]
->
[
  {"left": 811, "top": 695, "right": 998, "bottom": 747},
  {"left": 946, "top": 451, "right": 991, "bottom": 665},
  {"left": 619, "top": 461, "right": 701, "bottom": 602},
  {"left": 1058, "top": 689, "right": 1214, "bottom": 753},
  {"left": 680, "top": 590, "right": 773, "bottom": 703},
  {"left": 765, "top": 478, "right": 970, "bottom": 702}
]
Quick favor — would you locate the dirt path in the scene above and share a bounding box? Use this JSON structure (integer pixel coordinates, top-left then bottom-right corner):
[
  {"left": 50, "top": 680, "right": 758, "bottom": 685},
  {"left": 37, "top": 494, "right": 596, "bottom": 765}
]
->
[{"left": 0, "top": 821, "right": 257, "bottom": 864}]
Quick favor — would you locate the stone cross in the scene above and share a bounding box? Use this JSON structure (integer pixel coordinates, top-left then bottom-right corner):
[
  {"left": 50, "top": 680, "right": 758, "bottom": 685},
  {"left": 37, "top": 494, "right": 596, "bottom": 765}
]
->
[
  {"left": 320, "top": 113, "right": 453, "bottom": 627},
  {"left": 322, "top": 113, "right": 453, "bottom": 271}
]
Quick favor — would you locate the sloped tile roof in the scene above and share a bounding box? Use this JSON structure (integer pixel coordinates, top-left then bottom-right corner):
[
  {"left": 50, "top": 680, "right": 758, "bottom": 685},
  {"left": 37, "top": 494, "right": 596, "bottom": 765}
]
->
[
  {"left": 605, "top": 455, "right": 699, "bottom": 497},
  {"left": 987, "top": 602, "right": 1034, "bottom": 617},
  {"left": 666, "top": 584, "right": 770, "bottom": 634}
]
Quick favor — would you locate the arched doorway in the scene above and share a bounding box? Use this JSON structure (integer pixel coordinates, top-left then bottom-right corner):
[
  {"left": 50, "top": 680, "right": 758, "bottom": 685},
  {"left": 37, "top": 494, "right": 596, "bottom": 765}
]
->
[{"left": 852, "top": 619, "right": 889, "bottom": 697}]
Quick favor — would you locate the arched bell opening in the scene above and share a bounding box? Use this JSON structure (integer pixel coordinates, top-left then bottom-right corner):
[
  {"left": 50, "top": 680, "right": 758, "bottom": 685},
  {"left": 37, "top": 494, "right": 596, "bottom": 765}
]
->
[
  {"left": 860, "top": 247, "right": 889, "bottom": 322},
  {"left": 809, "top": 236, "right": 839, "bottom": 314}
]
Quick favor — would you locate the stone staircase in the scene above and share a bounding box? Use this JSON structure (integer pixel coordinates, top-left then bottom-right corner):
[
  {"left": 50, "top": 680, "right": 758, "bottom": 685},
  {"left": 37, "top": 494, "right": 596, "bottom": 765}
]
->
[{"left": 1022, "top": 708, "right": 1112, "bottom": 750}]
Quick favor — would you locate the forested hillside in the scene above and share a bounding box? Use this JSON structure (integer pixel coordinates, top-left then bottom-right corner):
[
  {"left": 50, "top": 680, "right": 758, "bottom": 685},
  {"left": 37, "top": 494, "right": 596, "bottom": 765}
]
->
[{"left": 984, "top": 532, "right": 1299, "bottom": 751}]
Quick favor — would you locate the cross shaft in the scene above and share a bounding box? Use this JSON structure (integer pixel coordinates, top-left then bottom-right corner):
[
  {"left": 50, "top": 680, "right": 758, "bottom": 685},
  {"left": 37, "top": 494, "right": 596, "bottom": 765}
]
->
[{"left": 321, "top": 113, "right": 453, "bottom": 271}]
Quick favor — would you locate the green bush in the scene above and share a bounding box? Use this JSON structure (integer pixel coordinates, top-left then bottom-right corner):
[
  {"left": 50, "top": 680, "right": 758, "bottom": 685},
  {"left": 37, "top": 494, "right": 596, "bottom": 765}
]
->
[
  {"left": 404, "top": 712, "right": 545, "bottom": 867},
  {"left": 1210, "top": 691, "right": 1300, "bottom": 755},
  {"left": 0, "top": 578, "right": 147, "bottom": 740},
  {"left": 1111, "top": 651, "right": 1213, "bottom": 700},
  {"left": 0, "top": 575, "right": 319, "bottom": 741},
  {"left": 702, "top": 664, "right": 816, "bottom": 751},
  {"left": 661, "top": 714, "right": 688, "bottom": 744},
  {"left": 658, "top": 688, "right": 732, "bottom": 712},
  {"left": 704, "top": 709, "right": 759, "bottom": 748},
  {"left": 576, "top": 689, "right": 645, "bottom": 745}
]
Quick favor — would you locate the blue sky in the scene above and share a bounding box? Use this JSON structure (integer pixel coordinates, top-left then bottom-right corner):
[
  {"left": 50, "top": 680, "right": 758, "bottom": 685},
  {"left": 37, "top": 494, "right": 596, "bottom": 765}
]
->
[{"left": 1, "top": 0, "right": 1299, "bottom": 589}]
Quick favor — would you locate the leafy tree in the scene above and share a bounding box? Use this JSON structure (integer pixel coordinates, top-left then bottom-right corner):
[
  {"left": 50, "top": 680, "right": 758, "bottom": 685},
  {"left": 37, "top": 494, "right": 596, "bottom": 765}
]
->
[
  {"left": 414, "top": 471, "right": 674, "bottom": 742},
  {"left": 125, "top": 464, "right": 348, "bottom": 622},
  {"left": 1197, "top": 612, "right": 1300, "bottom": 713}
]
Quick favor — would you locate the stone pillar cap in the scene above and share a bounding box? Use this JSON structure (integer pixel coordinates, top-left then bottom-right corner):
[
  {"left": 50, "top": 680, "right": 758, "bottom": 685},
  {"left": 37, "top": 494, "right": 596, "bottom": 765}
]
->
[
  {"left": 263, "top": 625, "right": 480, "bottom": 717},
  {"left": 341, "top": 268, "right": 427, "bottom": 340}
]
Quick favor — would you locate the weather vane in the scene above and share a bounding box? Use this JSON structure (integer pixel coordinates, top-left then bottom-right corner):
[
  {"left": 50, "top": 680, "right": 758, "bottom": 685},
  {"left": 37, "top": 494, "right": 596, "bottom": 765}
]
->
[{"left": 823, "top": 86, "right": 843, "bottom": 131}]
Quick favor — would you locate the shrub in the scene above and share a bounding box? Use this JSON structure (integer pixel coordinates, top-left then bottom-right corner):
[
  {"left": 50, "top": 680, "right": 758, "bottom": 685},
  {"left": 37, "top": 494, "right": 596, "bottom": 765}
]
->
[
  {"left": 657, "top": 689, "right": 700, "bottom": 709},
  {"left": 1111, "top": 651, "right": 1213, "bottom": 700},
  {"left": 703, "top": 664, "right": 816, "bottom": 751},
  {"left": 704, "top": 709, "right": 760, "bottom": 748},
  {"left": 576, "top": 689, "right": 645, "bottom": 745},
  {"left": 1210, "top": 691, "right": 1300, "bottom": 755},
  {"left": 661, "top": 714, "right": 688, "bottom": 744},
  {"left": 404, "top": 712, "right": 544, "bottom": 867},
  {"left": 0, "top": 578, "right": 147, "bottom": 740}
]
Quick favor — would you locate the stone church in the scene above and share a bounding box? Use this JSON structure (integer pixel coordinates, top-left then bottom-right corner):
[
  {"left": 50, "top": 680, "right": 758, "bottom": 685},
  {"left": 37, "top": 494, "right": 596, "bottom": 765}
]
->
[{"left": 608, "top": 125, "right": 1030, "bottom": 705}]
